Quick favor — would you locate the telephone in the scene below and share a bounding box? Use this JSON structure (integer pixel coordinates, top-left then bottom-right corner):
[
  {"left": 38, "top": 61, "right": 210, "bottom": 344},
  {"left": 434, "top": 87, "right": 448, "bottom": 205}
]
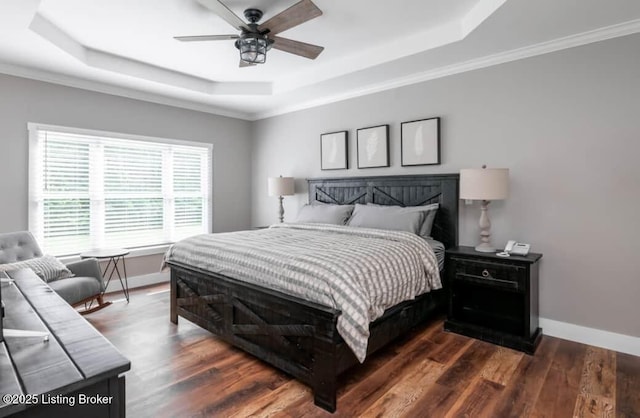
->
[{"left": 496, "top": 240, "right": 530, "bottom": 257}]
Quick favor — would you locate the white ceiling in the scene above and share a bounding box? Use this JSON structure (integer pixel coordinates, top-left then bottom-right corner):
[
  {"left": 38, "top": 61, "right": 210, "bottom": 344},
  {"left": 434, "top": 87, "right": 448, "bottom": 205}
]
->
[{"left": 1, "top": 0, "right": 640, "bottom": 120}]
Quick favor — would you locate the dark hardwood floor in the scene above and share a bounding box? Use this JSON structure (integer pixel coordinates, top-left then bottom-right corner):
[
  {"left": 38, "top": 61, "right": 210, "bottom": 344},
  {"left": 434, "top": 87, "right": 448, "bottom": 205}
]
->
[{"left": 88, "top": 284, "right": 640, "bottom": 418}]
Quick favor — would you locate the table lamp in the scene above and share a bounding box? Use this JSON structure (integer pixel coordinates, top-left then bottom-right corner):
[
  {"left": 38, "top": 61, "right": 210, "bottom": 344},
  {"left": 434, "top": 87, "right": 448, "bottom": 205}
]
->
[
  {"left": 460, "top": 166, "right": 509, "bottom": 252},
  {"left": 268, "top": 176, "right": 295, "bottom": 223}
]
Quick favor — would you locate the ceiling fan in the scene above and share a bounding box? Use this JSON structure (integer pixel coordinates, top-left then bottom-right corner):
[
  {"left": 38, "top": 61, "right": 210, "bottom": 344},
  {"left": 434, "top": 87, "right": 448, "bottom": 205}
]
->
[{"left": 175, "top": 0, "right": 324, "bottom": 67}]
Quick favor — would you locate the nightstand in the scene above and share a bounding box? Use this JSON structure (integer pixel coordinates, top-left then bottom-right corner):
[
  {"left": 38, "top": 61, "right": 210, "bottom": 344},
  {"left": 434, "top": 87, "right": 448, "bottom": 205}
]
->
[{"left": 444, "top": 246, "right": 543, "bottom": 354}]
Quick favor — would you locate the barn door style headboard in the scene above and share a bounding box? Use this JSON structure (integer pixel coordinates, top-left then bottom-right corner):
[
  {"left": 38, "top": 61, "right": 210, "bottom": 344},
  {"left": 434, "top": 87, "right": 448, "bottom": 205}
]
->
[{"left": 307, "top": 174, "right": 459, "bottom": 249}]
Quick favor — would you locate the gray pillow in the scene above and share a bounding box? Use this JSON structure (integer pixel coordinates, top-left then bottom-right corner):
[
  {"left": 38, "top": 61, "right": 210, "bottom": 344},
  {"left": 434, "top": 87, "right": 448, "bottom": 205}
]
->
[
  {"left": 295, "top": 204, "right": 354, "bottom": 225},
  {"left": 0, "top": 255, "right": 74, "bottom": 283},
  {"left": 347, "top": 204, "right": 426, "bottom": 234},
  {"left": 367, "top": 203, "right": 439, "bottom": 237}
]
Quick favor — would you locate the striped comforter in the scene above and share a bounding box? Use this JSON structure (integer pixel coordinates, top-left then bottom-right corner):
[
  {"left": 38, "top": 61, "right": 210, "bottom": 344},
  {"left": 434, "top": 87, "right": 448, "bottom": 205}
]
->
[{"left": 164, "top": 223, "right": 441, "bottom": 362}]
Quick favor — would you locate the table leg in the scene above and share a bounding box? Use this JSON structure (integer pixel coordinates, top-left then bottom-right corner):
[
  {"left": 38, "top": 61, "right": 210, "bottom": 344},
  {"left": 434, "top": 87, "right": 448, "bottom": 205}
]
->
[
  {"left": 101, "top": 257, "right": 116, "bottom": 295},
  {"left": 101, "top": 256, "right": 130, "bottom": 303},
  {"left": 113, "top": 256, "right": 130, "bottom": 303}
]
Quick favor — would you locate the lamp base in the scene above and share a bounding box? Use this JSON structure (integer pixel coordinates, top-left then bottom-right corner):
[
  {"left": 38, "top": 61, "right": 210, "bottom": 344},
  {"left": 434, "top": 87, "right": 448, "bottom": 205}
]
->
[
  {"left": 277, "top": 195, "right": 285, "bottom": 223},
  {"left": 475, "top": 200, "right": 495, "bottom": 253},
  {"left": 475, "top": 243, "right": 496, "bottom": 253}
]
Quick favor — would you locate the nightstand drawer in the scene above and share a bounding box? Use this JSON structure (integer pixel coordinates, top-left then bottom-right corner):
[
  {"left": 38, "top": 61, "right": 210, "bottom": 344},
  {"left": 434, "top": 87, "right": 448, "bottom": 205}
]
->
[{"left": 452, "top": 257, "right": 525, "bottom": 291}]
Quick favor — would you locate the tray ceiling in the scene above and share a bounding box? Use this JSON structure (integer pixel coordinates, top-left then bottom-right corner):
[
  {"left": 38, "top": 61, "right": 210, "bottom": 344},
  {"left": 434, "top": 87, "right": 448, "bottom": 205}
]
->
[{"left": 1, "top": 0, "right": 640, "bottom": 119}]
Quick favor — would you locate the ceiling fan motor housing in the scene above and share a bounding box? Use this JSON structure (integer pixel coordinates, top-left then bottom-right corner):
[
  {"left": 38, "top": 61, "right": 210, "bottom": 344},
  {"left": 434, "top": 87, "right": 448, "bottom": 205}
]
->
[{"left": 244, "top": 8, "right": 263, "bottom": 24}]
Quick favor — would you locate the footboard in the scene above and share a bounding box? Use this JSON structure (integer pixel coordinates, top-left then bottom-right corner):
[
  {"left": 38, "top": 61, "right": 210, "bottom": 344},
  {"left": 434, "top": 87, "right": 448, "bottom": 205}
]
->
[{"left": 168, "top": 261, "right": 342, "bottom": 412}]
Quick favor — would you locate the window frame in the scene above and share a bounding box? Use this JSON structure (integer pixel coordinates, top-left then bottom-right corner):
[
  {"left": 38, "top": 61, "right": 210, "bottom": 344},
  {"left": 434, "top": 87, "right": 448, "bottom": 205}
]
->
[{"left": 28, "top": 122, "right": 213, "bottom": 258}]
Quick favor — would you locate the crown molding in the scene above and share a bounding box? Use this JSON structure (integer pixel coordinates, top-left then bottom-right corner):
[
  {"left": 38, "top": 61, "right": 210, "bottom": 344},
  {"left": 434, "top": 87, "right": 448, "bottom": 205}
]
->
[
  {"left": 0, "top": 61, "right": 252, "bottom": 120},
  {"left": 2, "top": 17, "right": 639, "bottom": 122},
  {"left": 251, "top": 18, "right": 640, "bottom": 120}
]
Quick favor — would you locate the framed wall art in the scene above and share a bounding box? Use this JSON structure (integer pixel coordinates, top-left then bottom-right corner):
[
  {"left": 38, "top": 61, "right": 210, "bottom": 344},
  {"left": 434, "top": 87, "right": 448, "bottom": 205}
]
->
[
  {"left": 320, "top": 131, "right": 348, "bottom": 170},
  {"left": 401, "top": 117, "right": 440, "bottom": 166},
  {"left": 357, "top": 125, "right": 389, "bottom": 169}
]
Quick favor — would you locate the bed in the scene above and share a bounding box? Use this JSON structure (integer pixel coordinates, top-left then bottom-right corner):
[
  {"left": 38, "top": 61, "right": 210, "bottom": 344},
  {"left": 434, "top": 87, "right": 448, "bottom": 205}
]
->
[{"left": 166, "top": 174, "right": 459, "bottom": 412}]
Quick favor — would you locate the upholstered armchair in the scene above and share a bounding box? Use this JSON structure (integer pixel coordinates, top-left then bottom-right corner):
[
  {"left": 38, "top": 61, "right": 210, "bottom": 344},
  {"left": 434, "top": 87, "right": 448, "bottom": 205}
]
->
[{"left": 0, "top": 231, "right": 111, "bottom": 314}]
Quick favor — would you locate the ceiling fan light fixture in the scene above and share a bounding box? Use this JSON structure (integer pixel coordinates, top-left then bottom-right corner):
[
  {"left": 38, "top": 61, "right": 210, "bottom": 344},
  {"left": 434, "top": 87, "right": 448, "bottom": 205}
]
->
[
  {"left": 237, "top": 33, "right": 270, "bottom": 64},
  {"left": 175, "top": 1, "right": 324, "bottom": 67}
]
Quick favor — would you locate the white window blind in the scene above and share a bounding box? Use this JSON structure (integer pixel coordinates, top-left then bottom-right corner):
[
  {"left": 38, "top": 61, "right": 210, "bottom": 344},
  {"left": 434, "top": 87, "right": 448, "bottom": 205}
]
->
[{"left": 28, "top": 125, "right": 212, "bottom": 256}]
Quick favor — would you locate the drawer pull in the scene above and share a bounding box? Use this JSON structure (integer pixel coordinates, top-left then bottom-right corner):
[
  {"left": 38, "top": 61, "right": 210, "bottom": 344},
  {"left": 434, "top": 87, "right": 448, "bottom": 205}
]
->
[
  {"left": 482, "top": 269, "right": 490, "bottom": 278},
  {"left": 456, "top": 273, "right": 520, "bottom": 290}
]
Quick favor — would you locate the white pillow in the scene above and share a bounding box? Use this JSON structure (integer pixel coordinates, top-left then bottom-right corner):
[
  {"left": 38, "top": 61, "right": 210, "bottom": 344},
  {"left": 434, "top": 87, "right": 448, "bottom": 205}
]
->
[
  {"left": 295, "top": 204, "right": 354, "bottom": 225},
  {"left": 0, "top": 255, "right": 74, "bottom": 283},
  {"left": 347, "top": 204, "right": 426, "bottom": 234},
  {"left": 367, "top": 203, "right": 439, "bottom": 237}
]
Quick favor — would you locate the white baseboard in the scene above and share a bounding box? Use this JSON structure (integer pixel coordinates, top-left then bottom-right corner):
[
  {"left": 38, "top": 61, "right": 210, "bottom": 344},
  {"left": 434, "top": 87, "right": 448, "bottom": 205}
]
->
[
  {"left": 104, "top": 271, "right": 169, "bottom": 294},
  {"left": 101, "top": 277, "right": 640, "bottom": 357},
  {"left": 540, "top": 317, "right": 640, "bottom": 356}
]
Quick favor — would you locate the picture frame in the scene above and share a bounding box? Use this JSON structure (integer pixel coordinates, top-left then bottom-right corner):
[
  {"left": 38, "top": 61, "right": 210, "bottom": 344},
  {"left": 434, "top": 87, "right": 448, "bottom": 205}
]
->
[
  {"left": 320, "top": 131, "right": 348, "bottom": 170},
  {"left": 357, "top": 125, "right": 389, "bottom": 169},
  {"left": 401, "top": 117, "right": 440, "bottom": 166}
]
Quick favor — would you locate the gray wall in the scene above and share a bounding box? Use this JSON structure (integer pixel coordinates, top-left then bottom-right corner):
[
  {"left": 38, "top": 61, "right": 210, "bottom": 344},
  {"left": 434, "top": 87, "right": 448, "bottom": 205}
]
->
[
  {"left": 0, "top": 73, "right": 252, "bottom": 279},
  {"left": 251, "top": 34, "right": 640, "bottom": 337}
]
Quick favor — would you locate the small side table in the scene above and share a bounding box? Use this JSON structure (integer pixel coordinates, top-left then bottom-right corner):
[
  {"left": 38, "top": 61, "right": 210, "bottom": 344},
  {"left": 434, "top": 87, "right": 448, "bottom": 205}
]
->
[
  {"left": 444, "top": 246, "right": 543, "bottom": 354},
  {"left": 80, "top": 248, "right": 130, "bottom": 302}
]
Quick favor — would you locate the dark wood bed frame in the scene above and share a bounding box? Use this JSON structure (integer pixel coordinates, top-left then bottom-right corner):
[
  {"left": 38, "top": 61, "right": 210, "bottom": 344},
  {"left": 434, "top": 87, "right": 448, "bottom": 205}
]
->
[{"left": 168, "top": 174, "right": 459, "bottom": 412}]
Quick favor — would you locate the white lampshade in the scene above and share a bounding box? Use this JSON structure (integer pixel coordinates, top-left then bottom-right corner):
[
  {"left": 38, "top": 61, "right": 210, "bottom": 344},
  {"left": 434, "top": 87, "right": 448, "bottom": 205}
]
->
[
  {"left": 460, "top": 168, "right": 509, "bottom": 200},
  {"left": 268, "top": 176, "right": 295, "bottom": 197}
]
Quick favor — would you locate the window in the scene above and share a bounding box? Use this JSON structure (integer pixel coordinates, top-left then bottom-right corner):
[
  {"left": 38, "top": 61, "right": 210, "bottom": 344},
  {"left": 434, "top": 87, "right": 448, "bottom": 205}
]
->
[{"left": 28, "top": 124, "right": 212, "bottom": 256}]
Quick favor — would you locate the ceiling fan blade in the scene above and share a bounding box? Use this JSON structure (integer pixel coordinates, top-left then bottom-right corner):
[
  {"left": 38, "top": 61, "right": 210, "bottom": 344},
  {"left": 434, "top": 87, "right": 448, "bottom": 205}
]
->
[
  {"left": 272, "top": 36, "right": 324, "bottom": 60},
  {"left": 258, "top": 0, "right": 322, "bottom": 35},
  {"left": 196, "top": 0, "right": 250, "bottom": 31},
  {"left": 174, "top": 34, "right": 239, "bottom": 42},
  {"left": 239, "top": 60, "right": 256, "bottom": 68}
]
